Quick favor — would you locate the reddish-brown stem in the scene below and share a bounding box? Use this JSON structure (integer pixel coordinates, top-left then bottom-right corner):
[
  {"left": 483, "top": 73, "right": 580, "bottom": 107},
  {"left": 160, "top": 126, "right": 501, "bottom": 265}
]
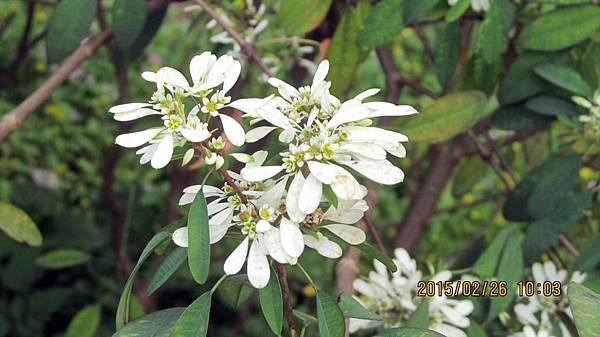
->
[{"left": 275, "top": 262, "right": 298, "bottom": 337}]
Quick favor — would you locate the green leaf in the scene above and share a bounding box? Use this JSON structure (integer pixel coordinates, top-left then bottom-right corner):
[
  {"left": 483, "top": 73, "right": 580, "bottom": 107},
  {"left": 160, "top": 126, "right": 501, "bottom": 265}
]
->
[
  {"left": 323, "top": 184, "right": 339, "bottom": 209},
  {"left": 338, "top": 293, "right": 381, "bottom": 321},
  {"left": 466, "top": 322, "right": 487, "bottom": 337},
  {"left": 188, "top": 191, "right": 210, "bottom": 284},
  {"left": 487, "top": 236, "right": 523, "bottom": 321},
  {"left": 293, "top": 310, "right": 318, "bottom": 327},
  {"left": 568, "top": 283, "right": 600, "bottom": 337},
  {"left": 147, "top": 247, "right": 188, "bottom": 295},
  {"left": 403, "top": 0, "right": 439, "bottom": 24},
  {"left": 218, "top": 277, "right": 254, "bottom": 309},
  {"left": 478, "top": 2, "right": 504, "bottom": 64},
  {"left": 399, "top": 91, "right": 487, "bottom": 143},
  {"left": 574, "top": 236, "right": 600, "bottom": 272},
  {"left": 534, "top": 63, "right": 592, "bottom": 96},
  {"left": 112, "top": 0, "right": 148, "bottom": 50},
  {"left": 357, "top": 0, "right": 404, "bottom": 49},
  {"left": 35, "top": 249, "right": 90, "bottom": 269},
  {"left": 491, "top": 105, "right": 554, "bottom": 131},
  {"left": 117, "top": 6, "right": 167, "bottom": 65},
  {"left": 472, "top": 227, "right": 511, "bottom": 278},
  {"left": 170, "top": 292, "right": 212, "bottom": 337},
  {"left": 445, "top": 0, "right": 470, "bottom": 22},
  {"left": 498, "top": 52, "right": 561, "bottom": 105},
  {"left": 356, "top": 242, "right": 398, "bottom": 273},
  {"left": 116, "top": 231, "right": 171, "bottom": 329},
  {"left": 114, "top": 308, "right": 184, "bottom": 337},
  {"left": 518, "top": 5, "right": 600, "bottom": 51},
  {"left": 375, "top": 327, "right": 445, "bottom": 337},
  {"left": 46, "top": 0, "right": 97, "bottom": 63},
  {"left": 524, "top": 96, "right": 578, "bottom": 117},
  {"left": 503, "top": 154, "right": 581, "bottom": 222},
  {"left": 259, "top": 267, "right": 283, "bottom": 335},
  {"left": 435, "top": 22, "right": 461, "bottom": 85},
  {"left": 64, "top": 304, "right": 101, "bottom": 337},
  {"left": 0, "top": 202, "right": 42, "bottom": 246},
  {"left": 316, "top": 291, "right": 345, "bottom": 337},
  {"left": 277, "top": 0, "right": 332, "bottom": 36},
  {"left": 405, "top": 300, "right": 429, "bottom": 328},
  {"left": 452, "top": 155, "right": 488, "bottom": 197},
  {"left": 329, "top": 2, "right": 372, "bottom": 96}
]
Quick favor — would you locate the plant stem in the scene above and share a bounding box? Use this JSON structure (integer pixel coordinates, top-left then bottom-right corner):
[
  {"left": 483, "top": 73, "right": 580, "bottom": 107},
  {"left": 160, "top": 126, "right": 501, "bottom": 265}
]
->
[
  {"left": 297, "top": 263, "right": 316, "bottom": 287},
  {"left": 210, "top": 274, "right": 228, "bottom": 293},
  {"left": 275, "top": 262, "right": 298, "bottom": 337}
]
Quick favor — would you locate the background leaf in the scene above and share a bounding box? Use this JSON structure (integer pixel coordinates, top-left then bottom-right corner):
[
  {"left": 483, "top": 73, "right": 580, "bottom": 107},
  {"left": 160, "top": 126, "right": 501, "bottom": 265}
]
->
[
  {"left": 277, "top": 0, "right": 332, "bottom": 36},
  {"left": 357, "top": 0, "right": 405, "bottom": 49},
  {"left": 188, "top": 191, "right": 210, "bottom": 284},
  {"left": 114, "top": 308, "right": 185, "bottom": 337},
  {"left": 338, "top": 293, "right": 381, "bottom": 321},
  {"left": 259, "top": 266, "right": 283, "bottom": 335},
  {"left": 170, "top": 292, "right": 212, "bottom": 337},
  {"left": 316, "top": 291, "right": 345, "bottom": 337},
  {"left": 0, "top": 202, "right": 42, "bottom": 247},
  {"left": 356, "top": 242, "right": 398, "bottom": 272},
  {"left": 534, "top": 63, "right": 592, "bottom": 96},
  {"left": 112, "top": 0, "right": 148, "bottom": 50},
  {"left": 478, "top": 2, "right": 504, "bottom": 64},
  {"left": 46, "top": 0, "right": 97, "bottom": 63},
  {"left": 568, "top": 283, "right": 600, "bottom": 337},
  {"left": 147, "top": 247, "right": 188, "bottom": 295},
  {"left": 64, "top": 304, "right": 101, "bottom": 337},
  {"left": 35, "top": 249, "right": 90, "bottom": 269},
  {"left": 374, "top": 327, "right": 445, "bottom": 337}
]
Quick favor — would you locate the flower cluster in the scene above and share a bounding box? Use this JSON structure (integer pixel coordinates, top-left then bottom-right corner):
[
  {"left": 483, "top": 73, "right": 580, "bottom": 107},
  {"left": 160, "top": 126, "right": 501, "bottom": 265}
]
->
[
  {"left": 447, "top": 0, "right": 490, "bottom": 12},
  {"left": 350, "top": 248, "right": 475, "bottom": 337},
  {"left": 573, "top": 89, "right": 600, "bottom": 141},
  {"left": 508, "top": 261, "right": 586, "bottom": 337},
  {"left": 109, "top": 52, "right": 416, "bottom": 288}
]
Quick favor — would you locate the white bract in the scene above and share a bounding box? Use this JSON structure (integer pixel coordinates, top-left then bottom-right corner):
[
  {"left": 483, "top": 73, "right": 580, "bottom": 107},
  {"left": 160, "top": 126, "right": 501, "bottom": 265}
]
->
[
  {"left": 350, "top": 248, "right": 474, "bottom": 337},
  {"left": 232, "top": 60, "right": 416, "bottom": 221},
  {"left": 510, "top": 261, "right": 586, "bottom": 337},
  {"left": 110, "top": 52, "right": 244, "bottom": 169},
  {"left": 447, "top": 0, "right": 490, "bottom": 12}
]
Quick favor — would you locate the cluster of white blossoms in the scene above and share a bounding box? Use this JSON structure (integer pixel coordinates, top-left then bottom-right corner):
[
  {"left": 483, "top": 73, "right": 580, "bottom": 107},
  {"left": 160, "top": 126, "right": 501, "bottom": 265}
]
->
[
  {"left": 447, "top": 0, "right": 490, "bottom": 12},
  {"left": 350, "top": 248, "right": 475, "bottom": 337},
  {"left": 508, "top": 261, "right": 586, "bottom": 337},
  {"left": 109, "top": 52, "right": 417, "bottom": 288},
  {"left": 572, "top": 88, "right": 600, "bottom": 141}
]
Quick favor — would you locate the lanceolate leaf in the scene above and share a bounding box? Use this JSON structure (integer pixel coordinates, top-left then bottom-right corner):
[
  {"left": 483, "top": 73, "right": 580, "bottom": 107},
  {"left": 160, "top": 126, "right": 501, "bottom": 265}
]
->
[
  {"left": 405, "top": 300, "right": 429, "bottom": 328},
  {"left": 188, "top": 191, "right": 210, "bottom": 284},
  {"left": 487, "top": 236, "right": 523, "bottom": 321},
  {"left": 218, "top": 277, "right": 254, "bottom": 309},
  {"left": 112, "top": 0, "right": 148, "bottom": 50},
  {"left": 375, "top": 327, "right": 445, "bottom": 337},
  {"left": 524, "top": 96, "right": 578, "bottom": 117},
  {"left": 478, "top": 2, "right": 504, "bottom": 64},
  {"left": 403, "top": 0, "right": 439, "bottom": 24},
  {"left": 147, "top": 247, "right": 188, "bottom": 295},
  {"left": 117, "top": 6, "right": 167, "bottom": 65},
  {"left": 435, "top": 22, "right": 461, "bottom": 86},
  {"left": 259, "top": 267, "right": 283, "bottom": 335},
  {"left": 0, "top": 202, "right": 42, "bottom": 247},
  {"left": 116, "top": 231, "right": 171, "bottom": 329},
  {"left": 491, "top": 105, "right": 554, "bottom": 131},
  {"left": 170, "top": 292, "right": 212, "bottom": 337},
  {"left": 574, "top": 236, "right": 600, "bottom": 271},
  {"left": 568, "top": 283, "right": 600, "bottom": 336},
  {"left": 356, "top": 242, "right": 398, "bottom": 273},
  {"left": 534, "top": 63, "right": 592, "bottom": 96},
  {"left": 503, "top": 154, "right": 581, "bottom": 222},
  {"left": 277, "top": 0, "right": 333, "bottom": 36},
  {"left": 64, "top": 304, "right": 101, "bottom": 337},
  {"left": 35, "top": 249, "right": 90, "bottom": 269},
  {"left": 316, "top": 291, "right": 345, "bottom": 337},
  {"left": 498, "top": 52, "right": 559, "bottom": 105},
  {"left": 398, "top": 91, "right": 487, "bottom": 143},
  {"left": 518, "top": 5, "right": 600, "bottom": 51},
  {"left": 338, "top": 293, "right": 381, "bottom": 321},
  {"left": 472, "top": 227, "right": 511, "bottom": 278},
  {"left": 114, "top": 308, "right": 185, "bottom": 337},
  {"left": 445, "top": 0, "right": 470, "bottom": 22},
  {"left": 46, "top": 0, "right": 97, "bottom": 63},
  {"left": 357, "top": 0, "right": 405, "bottom": 49}
]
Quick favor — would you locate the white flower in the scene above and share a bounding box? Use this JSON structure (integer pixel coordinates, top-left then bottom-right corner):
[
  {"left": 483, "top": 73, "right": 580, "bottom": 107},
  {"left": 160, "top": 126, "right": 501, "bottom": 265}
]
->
[
  {"left": 233, "top": 60, "right": 416, "bottom": 217},
  {"left": 447, "top": 0, "right": 490, "bottom": 12},
  {"left": 350, "top": 248, "right": 473, "bottom": 336}
]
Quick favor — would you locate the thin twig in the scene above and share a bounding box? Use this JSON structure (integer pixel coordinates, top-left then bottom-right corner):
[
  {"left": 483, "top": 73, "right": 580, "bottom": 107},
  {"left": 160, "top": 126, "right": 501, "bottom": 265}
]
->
[
  {"left": 559, "top": 235, "right": 580, "bottom": 257},
  {"left": 467, "top": 130, "right": 512, "bottom": 193},
  {"left": 275, "top": 263, "right": 298, "bottom": 337},
  {"left": 194, "top": 0, "right": 274, "bottom": 77},
  {"left": 362, "top": 214, "right": 386, "bottom": 255},
  {"left": 413, "top": 25, "right": 435, "bottom": 63},
  {"left": 483, "top": 130, "right": 519, "bottom": 184}
]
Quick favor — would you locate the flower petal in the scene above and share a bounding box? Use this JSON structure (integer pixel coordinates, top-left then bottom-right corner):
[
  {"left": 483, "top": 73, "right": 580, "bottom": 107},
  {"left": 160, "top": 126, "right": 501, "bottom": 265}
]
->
[
  {"left": 340, "top": 160, "right": 404, "bottom": 185},
  {"left": 280, "top": 218, "right": 305, "bottom": 258},
  {"left": 115, "top": 128, "right": 162, "bottom": 148},
  {"left": 222, "top": 60, "right": 241, "bottom": 94},
  {"left": 311, "top": 60, "right": 329, "bottom": 92},
  {"left": 172, "top": 227, "right": 189, "bottom": 247},
  {"left": 228, "top": 98, "right": 267, "bottom": 117},
  {"left": 363, "top": 102, "right": 418, "bottom": 118},
  {"left": 224, "top": 237, "right": 249, "bottom": 275},
  {"left": 299, "top": 173, "right": 322, "bottom": 214},
  {"left": 219, "top": 114, "right": 245, "bottom": 146},
  {"left": 327, "top": 100, "right": 370, "bottom": 129},
  {"left": 353, "top": 88, "right": 380, "bottom": 101},
  {"left": 324, "top": 224, "right": 366, "bottom": 245},
  {"left": 245, "top": 126, "right": 277, "bottom": 143},
  {"left": 180, "top": 127, "right": 210, "bottom": 143},
  {"left": 306, "top": 161, "right": 336, "bottom": 184},
  {"left": 286, "top": 172, "right": 306, "bottom": 222},
  {"left": 151, "top": 134, "right": 174, "bottom": 169},
  {"left": 304, "top": 234, "right": 342, "bottom": 258},
  {"left": 268, "top": 77, "right": 300, "bottom": 101},
  {"left": 241, "top": 165, "right": 283, "bottom": 182},
  {"left": 248, "top": 240, "right": 270, "bottom": 288},
  {"left": 189, "top": 52, "right": 216, "bottom": 87}
]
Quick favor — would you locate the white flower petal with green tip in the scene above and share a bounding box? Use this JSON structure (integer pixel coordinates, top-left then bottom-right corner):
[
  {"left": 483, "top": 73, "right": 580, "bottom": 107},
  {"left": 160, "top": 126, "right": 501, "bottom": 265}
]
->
[
  {"left": 353, "top": 88, "right": 380, "bottom": 101},
  {"left": 151, "top": 134, "right": 174, "bottom": 169},
  {"left": 278, "top": 129, "right": 295, "bottom": 143},
  {"left": 230, "top": 153, "right": 255, "bottom": 163},
  {"left": 245, "top": 126, "right": 277, "bottom": 143},
  {"left": 324, "top": 224, "right": 366, "bottom": 245},
  {"left": 224, "top": 237, "right": 249, "bottom": 275},
  {"left": 247, "top": 240, "right": 270, "bottom": 288},
  {"left": 172, "top": 227, "right": 189, "bottom": 247},
  {"left": 219, "top": 114, "right": 245, "bottom": 146},
  {"left": 115, "top": 128, "right": 162, "bottom": 148},
  {"left": 340, "top": 159, "right": 404, "bottom": 185},
  {"left": 304, "top": 234, "right": 342, "bottom": 258},
  {"left": 299, "top": 173, "right": 322, "bottom": 214},
  {"left": 364, "top": 102, "right": 418, "bottom": 118},
  {"left": 286, "top": 172, "right": 306, "bottom": 222},
  {"left": 280, "top": 218, "right": 305, "bottom": 258},
  {"left": 247, "top": 150, "right": 268, "bottom": 167},
  {"left": 241, "top": 165, "right": 283, "bottom": 182},
  {"left": 326, "top": 100, "right": 370, "bottom": 129},
  {"left": 268, "top": 77, "right": 300, "bottom": 102}
]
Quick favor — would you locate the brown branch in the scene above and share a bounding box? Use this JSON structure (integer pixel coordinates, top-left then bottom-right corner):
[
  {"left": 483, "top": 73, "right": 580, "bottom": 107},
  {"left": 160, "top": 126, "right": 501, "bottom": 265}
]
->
[
  {"left": 275, "top": 263, "right": 298, "bottom": 337},
  {"left": 467, "top": 130, "right": 512, "bottom": 193},
  {"left": 194, "top": 0, "right": 274, "bottom": 77},
  {"left": 413, "top": 25, "right": 435, "bottom": 63}
]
